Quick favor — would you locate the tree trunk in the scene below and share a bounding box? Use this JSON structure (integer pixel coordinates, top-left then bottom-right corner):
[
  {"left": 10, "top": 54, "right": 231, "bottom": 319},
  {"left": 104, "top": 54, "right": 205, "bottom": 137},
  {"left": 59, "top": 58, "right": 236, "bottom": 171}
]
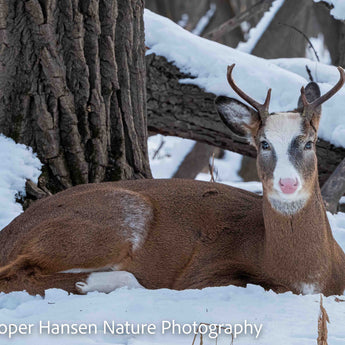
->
[
  {"left": 146, "top": 53, "right": 345, "bottom": 187},
  {"left": 321, "top": 158, "right": 345, "bottom": 214},
  {"left": 172, "top": 142, "right": 215, "bottom": 179},
  {"left": 239, "top": 156, "right": 259, "bottom": 182},
  {"left": 252, "top": 0, "right": 317, "bottom": 58},
  {"left": 313, "top": 1, "right": 341, "bottom": 65},
  {"left": 0, "top": 0, "right": 151, "bottom": 193}
]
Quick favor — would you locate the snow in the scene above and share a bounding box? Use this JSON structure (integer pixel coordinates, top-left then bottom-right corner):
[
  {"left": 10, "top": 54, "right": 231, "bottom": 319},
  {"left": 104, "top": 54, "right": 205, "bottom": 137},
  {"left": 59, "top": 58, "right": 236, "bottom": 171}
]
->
[
  {"left": 0, "top": 284, "right": 344, "bottom": 345},
  {"left": 0, "top": 135, "right": 42, "bottom": 230},
  {"left": 145, "top": 9, "right": 345, "bottom": 148},
  {"left": 305, "top": 34, "right": 332, "bottom": 65},
  {"left": 148, "top": 134, "right": 196, "bottom": 178},
  {"left": 236, "top": 0, "right": 285, "bottom": 53},
  {"left": 314, "top": 0, "right": 345, "bottom": 20},
  {"left": 177, "top": 14, "right": 189, "bottom": 28},
  {"left": 192, "top": 3, "right": 216, "bottom": 36}
]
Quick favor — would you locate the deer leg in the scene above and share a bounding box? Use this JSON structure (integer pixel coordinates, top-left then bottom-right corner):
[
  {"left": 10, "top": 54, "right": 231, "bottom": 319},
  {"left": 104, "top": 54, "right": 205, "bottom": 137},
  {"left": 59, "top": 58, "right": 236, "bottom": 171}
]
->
[{"left": 0, "top": 259, "right": 89, "bottom": 296}]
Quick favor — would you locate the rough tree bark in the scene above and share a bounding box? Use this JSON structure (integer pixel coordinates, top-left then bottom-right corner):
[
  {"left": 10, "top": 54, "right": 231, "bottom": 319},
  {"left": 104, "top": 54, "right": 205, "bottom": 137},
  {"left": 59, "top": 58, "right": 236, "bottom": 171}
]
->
[
  {"left": 0, "top": 0, "right": 151, "bottom": 193},
  {"left": 146, "top": 54, "right": 345, "bottom": 187}
]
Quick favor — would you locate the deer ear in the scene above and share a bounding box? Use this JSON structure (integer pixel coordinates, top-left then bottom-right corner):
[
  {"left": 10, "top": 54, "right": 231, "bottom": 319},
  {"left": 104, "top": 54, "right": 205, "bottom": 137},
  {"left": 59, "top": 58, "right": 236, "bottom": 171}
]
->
[
  {"left": 215, "top": 96, "right": 260, "bottom": 145},
  {"left": 297, "top": 82, "right": 322, "bottom": 129},
  {"left": 297, "top": 82, "right": 321, "bottom": 110}
]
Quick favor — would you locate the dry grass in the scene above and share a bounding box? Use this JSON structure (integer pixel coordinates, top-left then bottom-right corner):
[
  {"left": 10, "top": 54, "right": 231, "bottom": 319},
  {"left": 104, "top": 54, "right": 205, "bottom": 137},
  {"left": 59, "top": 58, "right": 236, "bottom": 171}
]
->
[
  {"left": 191, "top": 323, "right": 234, "bottom": 345},
  {"left": 317, "top": 295, "right": 330, "bottom": 345},
  {"left": 192, "top": 295, "right": 332, "bottom": 344}
]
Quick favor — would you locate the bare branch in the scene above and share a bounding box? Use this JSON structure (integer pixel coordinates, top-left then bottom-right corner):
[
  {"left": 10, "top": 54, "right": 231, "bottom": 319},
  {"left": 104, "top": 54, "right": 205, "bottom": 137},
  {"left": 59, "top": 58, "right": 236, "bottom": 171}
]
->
[
  {"left": 279, "top": 23, "right": 320, "bottom": 62},
  {"left": 204, "top": 0, "right": 273, "bottom": 42},
  {"left": 306, "top": 65, "right": 314, "bottom": 82},
  {"left": 152, "top": 138, "right": 165, "bottom": 160}
]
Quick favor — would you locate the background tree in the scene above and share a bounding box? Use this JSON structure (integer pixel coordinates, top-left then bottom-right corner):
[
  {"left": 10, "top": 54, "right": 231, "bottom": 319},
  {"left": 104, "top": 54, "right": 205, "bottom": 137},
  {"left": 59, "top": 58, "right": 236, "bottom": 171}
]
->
[{"left": 0, "top": 0, "right": 151, "bottom": 195}]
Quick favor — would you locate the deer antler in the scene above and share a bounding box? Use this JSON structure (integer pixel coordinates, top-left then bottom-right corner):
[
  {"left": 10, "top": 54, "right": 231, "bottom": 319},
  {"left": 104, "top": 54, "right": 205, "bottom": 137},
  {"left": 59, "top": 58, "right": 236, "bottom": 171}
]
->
[
  {"left": 301, "top": 66, "right": 345, "bottom": 118},
  {"left": 227, "top": 64, "right": 271, "bottom": 119}
]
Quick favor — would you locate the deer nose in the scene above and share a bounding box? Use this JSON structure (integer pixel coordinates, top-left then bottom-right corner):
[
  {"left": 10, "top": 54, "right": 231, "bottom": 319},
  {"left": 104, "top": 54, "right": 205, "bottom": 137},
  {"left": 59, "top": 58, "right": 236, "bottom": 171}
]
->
[{"left": 279, "top": 178, "right": 299, "bottom": 194}]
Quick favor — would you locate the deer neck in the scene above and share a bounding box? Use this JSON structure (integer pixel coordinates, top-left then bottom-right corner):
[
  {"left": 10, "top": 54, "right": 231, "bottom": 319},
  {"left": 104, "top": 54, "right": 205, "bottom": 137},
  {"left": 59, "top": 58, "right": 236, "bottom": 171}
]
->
[{"left": 261, "top": 182, "right": 343, "bottom": 293}]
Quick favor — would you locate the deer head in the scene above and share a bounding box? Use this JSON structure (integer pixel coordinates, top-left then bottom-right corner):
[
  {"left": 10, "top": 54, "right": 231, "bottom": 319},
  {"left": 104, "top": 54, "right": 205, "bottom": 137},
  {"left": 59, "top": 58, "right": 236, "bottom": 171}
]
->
[{"left": 215, "top": 64, "right": 345, "bottom": 215}]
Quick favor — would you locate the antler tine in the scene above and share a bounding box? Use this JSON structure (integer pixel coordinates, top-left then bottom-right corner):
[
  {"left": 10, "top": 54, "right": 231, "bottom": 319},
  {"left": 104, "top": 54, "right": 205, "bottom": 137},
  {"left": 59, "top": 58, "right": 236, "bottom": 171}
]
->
[
  {"left": 302, "top": 66, "right": 345, "bottom": 117},
  {"left": 227, "top": 64, "right": 271, "bottom": 118}
]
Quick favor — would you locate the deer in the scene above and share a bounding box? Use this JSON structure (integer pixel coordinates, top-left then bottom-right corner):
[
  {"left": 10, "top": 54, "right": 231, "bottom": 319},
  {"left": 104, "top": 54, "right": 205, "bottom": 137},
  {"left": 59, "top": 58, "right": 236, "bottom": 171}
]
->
[{"left": 0, "top": 64, "right": 345, "bottom": 297}]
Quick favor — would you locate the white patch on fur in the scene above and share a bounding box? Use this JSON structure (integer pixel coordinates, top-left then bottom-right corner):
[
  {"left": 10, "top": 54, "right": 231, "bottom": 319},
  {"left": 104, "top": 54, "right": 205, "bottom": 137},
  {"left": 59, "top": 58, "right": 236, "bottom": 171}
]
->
[
  {"left": 117, "top": 192, "right": 153, "bottom": 250},
  {"left": 76, "top": 271, "right": 144, "bottom": 294},
  {"left": 298, "top": 282, "right": 321, "bottom": 295},
  {"left": 268, "top": 198, "right": 307, "bottom": 215},
  {"left": 264, "top": 113, "right": 308, "bottom": 213}
]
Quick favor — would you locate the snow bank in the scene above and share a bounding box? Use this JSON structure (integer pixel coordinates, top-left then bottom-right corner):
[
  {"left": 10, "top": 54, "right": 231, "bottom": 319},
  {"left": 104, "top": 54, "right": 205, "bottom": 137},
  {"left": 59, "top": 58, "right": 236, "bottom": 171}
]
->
[
  {"left": 145, "top": 9, "right": 345, "bottom": 148},
  {"left": 0, "top": 283, "right": 344, "bottom": 345},
  {"left": 314, "top": 0, "right": 345, "bottom": 20},
  {"left": 0, "top": 135, "right": 42, "bottom": 230}
]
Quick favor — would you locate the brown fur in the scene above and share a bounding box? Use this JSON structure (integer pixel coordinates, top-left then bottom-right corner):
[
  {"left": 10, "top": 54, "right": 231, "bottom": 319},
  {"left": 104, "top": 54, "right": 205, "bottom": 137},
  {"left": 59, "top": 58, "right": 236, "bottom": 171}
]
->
[
  {"left": 2, "top": 75, "right": 345, "bottom": 296},
  {"left": 0, "top": 176, "right": 344, "bottom": 296}
]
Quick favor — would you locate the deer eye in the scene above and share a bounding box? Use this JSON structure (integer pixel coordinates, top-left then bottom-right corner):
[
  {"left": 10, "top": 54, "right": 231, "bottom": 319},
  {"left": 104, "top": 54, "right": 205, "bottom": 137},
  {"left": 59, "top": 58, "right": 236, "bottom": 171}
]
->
[
  {"left": 304, "top": 141, "right": 313, "bottom": 150},
  {"left": 261, "top": 141, "right": 270, "bottom": 151}
]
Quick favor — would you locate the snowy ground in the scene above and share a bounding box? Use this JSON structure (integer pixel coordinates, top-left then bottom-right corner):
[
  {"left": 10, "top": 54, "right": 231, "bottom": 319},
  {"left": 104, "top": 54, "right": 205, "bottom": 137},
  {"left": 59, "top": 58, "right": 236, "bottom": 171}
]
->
[{"left": 1, "top": 7, "right": 345, "bottom": 345}]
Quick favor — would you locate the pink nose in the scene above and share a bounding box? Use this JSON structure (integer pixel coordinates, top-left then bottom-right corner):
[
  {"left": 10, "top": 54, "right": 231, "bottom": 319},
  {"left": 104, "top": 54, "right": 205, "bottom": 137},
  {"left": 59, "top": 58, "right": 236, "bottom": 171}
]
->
[{"left": 279, "top": 178, "right": 299, "bottom": 194}]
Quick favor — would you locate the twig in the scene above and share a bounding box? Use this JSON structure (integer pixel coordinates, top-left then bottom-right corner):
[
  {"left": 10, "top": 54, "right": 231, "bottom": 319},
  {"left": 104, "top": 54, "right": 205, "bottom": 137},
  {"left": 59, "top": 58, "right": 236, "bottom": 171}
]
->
[
  {"left": 279, "top": 23, "right": 320, "bottom": 62},
  {"left": 209, "top": 153, "right": 215, "bottom": 182},
  {"left": 152, "top": 138, "right": 165, "bottom": 160},
  {"left": 191, "top": 323, "right": 234, "bottom": 345},
  {"left": 305, "top": 65, "right": 314, "bottom": 82},
  {"left": 204, "top": 0, "right": 273, "bottom": 42}
]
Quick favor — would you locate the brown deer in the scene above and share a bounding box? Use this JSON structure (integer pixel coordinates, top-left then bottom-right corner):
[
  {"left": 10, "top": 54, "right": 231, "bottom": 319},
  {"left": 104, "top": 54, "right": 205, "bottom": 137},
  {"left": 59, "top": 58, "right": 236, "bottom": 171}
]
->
[{"left": 0, "top": 64, "right": 345, "bottom": 297}]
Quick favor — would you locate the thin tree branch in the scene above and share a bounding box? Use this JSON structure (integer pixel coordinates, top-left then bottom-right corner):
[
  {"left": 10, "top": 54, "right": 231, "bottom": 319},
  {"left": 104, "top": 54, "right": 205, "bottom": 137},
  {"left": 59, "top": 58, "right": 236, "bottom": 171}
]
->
[
  {"left": 204, "top": 0, "right": 273, "bottom": 42},
  {"left": 306, "top": 65, "right": 314, "bottom": 82},
  {"left": 279, "top": 23, "right": 320, "bottom": 62}
]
